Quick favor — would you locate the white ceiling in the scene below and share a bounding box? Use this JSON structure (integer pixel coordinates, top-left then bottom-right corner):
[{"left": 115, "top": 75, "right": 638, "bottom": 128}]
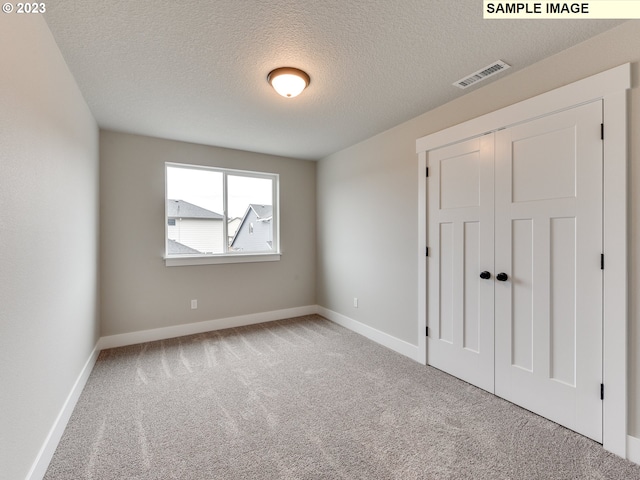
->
[{"left": 44, "top": 1, "right": 623, "bottom": 160}]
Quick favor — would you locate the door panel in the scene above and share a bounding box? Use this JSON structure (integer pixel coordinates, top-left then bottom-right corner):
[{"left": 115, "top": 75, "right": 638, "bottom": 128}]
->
[
  {"left": 550, "top": 217, "right": 577, "bottom": 386},
  {"left": 440, "top": 151, "right": 480, "bottom": 209},
  {"left": 512, "top": 127, "right": 576, "bottom": 202},
  {"left": 511, "top": 218, "right": 533, "bottom": 372},
  {"left": 494, "top": 101, "right": 603, "bottom": 442},
  {"left": 439, "top": 222, "right": 454, "bottom": 343},
  {"left": 427, "top": 136, "right": 495, "bottom": 393},
  {"left": 463, "top": 221, "right": 480, "bottom": 352}
]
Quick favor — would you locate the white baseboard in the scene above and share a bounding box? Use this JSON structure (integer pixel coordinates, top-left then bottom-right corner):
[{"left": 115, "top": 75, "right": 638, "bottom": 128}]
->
[
  {"left": 27, "top": 345, "right": 100, "bottom": 480},
  {"left": 628, "top": 435, "right": 640, "bottom": 465},
  {"left": 98, "top": 305, "right": 318, "bottom": 350},
  {"left": 317, "top": 306, "right": 421, "bottom": 362}
]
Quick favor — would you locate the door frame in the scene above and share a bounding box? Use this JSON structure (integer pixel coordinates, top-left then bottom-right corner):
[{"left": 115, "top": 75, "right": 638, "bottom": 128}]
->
[{"left": 416, "top": 63, "right": 630, "bottom": 458}]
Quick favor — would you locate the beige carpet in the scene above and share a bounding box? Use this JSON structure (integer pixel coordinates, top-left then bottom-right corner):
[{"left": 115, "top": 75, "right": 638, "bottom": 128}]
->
[{"left": 45, "top": 315, "right": 640, "bottom": 479}]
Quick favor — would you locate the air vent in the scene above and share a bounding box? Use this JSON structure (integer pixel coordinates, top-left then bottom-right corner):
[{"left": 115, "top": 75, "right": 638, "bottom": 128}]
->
[{"left": 453, "top": 61, "right": 511, "bottom": 89}]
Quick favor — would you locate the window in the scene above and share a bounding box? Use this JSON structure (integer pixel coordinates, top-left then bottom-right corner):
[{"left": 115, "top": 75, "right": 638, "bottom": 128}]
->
[{"left": 165, "top": 163, "right": 279, "bottom": 266}]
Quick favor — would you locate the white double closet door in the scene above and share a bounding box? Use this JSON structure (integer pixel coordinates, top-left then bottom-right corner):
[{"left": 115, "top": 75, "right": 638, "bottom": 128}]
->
[{"left": 427, "top": 101, "right": 604, "bottom": 442}]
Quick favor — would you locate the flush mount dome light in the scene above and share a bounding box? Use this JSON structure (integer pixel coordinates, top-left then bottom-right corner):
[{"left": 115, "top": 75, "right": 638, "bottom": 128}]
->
[{"left": 267, "top": 67, "right": 310, "bottom": 98}]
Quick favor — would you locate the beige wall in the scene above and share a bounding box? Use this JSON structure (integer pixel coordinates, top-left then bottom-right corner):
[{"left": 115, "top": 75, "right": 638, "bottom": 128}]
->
[
  {"left": 100, "top": 131, "right": 316, "bottom": 336},
  {"left": 316, "top": 20, "right": 640, "bottom": 437},
  {"left": 0, "top": 15, "right": 99, "bottom": 479}
]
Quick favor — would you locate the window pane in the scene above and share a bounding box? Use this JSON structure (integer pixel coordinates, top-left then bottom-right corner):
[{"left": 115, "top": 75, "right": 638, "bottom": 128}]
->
[
  {"left": 166, "top": 166, "right": 224, "bottom": 254},
  {"left": 227, "top": 175, "right": 273, "bottom": 252}
]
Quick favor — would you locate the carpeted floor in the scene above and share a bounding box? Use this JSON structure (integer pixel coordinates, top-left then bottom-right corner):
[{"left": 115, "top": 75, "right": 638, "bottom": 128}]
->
[{"left": 45, "top": 315, "right": 640, "bottom": 479}]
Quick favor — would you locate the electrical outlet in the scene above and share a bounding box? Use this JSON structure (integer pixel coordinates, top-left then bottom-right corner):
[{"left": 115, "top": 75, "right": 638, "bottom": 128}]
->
[
  {"left": 191, "top": 299, "right": 198, "bottom": 310},
  {"left": 353, "top": 297, "right": 358, "bottom": 308}
]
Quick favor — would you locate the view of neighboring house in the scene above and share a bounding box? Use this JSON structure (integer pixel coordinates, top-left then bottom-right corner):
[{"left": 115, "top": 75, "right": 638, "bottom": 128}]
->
[
  {"left": 167, "top": 199, "right": 224, "bottom": 254},
  {"left": 227, "top": 217, "right": 242, "bottom": 247},
  {"left": 230, "top": 204, "right": 273, "bottom": 252},
  {"left": 166, "top": 238, "right": 201, "bottom": 255}
]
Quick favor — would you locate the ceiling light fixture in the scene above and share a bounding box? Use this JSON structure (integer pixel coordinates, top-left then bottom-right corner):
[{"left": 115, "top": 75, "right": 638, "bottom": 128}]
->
[{"left": 267, "top": 67, "right": 310, "bottom": 98}]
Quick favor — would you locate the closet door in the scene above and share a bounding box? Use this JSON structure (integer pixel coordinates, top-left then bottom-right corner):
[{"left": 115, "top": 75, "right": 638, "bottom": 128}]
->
[
  {"left": 427, "top": 135, "right": 495, "bottom": 393},
  {"left": 494, "top": 101, "right": 603, "bottom": 442}
]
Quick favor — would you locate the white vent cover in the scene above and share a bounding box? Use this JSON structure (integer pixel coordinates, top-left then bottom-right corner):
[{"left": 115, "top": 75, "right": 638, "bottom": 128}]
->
[{"left": 453, "top": 60, "right": 511, "bottom": 89}]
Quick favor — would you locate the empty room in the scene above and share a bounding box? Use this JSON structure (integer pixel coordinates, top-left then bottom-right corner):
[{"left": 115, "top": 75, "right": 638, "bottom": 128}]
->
[{"left": 2, "top": 2, "right": 640, "bottom": 479}]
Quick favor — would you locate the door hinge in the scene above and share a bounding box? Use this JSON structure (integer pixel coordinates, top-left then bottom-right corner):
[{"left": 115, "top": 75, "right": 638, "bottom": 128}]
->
[
  {"left": 601, "top": 383, "right": 604, "bottom": 400},
  {"left": 601, "top": 254, "right": 604, "bottom": 270},
  {"left": 601, "top": 123, "right": 604, "bottom": 140},
  {"left": 426, "top": 247, "right": 429, "bottom": 257},
  {"left": 426, "top": 326, "right": 429, "bottom": 337},
  {"left": 426, "top": 167, "right": 429, "bottom": 177}
]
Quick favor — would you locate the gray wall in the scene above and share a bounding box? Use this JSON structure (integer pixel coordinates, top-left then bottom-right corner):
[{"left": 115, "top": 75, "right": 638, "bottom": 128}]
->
[
  {"left": 100, "top": 131, "right": 316, "bottom": 336},
  {"left": 316, "top": 20, "right": 640, "bottom": 438},
  {"left": 0, "top": 15, "right": 99, "bottom": 479}
]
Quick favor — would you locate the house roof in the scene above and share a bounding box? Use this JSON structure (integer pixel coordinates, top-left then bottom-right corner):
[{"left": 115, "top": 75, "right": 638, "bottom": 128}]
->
[
  {"left": 167, "top": 200, "right": 223, "bottom": 220},
  {"left": 167, "top": 239, "right": 201, "bottom": 255},
  {"left": 250, "top": 204, "right": 273, "bottom": 220}
]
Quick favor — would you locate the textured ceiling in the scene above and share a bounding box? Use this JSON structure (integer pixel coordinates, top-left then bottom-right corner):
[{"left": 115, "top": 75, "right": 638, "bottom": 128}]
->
[{"left": 44, "top": 1, "right": 623, "bottom": 160}]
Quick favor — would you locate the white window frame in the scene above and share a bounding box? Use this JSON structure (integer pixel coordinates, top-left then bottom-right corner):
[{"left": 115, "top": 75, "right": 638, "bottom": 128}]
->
[{"left": 164, "top": 162, "right": 280, "bottom": 266}]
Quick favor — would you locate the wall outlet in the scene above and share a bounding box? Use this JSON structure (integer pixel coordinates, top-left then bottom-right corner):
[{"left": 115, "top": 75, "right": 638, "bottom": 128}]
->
[
  {"left": 191, "top": 299, "right": 198, "bottom": 309},
  {"left": 353, "top": 297, "right": 358, "bottom": 308}
]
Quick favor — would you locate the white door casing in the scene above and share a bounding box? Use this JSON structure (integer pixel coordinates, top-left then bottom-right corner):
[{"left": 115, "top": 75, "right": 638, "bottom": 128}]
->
[{"left": 416, "top": 63, "right": 629, "bottom": 457}]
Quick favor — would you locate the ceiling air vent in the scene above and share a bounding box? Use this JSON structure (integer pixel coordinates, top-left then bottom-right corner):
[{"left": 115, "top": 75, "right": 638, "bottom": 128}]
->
[{"left": 453, "top": 60, "right": 511, "bottom": 89}]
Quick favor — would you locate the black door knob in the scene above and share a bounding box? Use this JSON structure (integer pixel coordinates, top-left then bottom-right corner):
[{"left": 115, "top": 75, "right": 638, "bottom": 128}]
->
[
  {"left": 479, "top": 271, "right": 491, "bottom": 280},
  {"left": 496, "top": 272, "right": 509, "bottom": 282}
]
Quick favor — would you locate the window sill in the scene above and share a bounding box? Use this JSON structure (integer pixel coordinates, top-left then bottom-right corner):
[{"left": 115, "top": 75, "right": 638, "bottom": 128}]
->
[{"left": 165, "top": 253, "right": 281, "bottom": 267}]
